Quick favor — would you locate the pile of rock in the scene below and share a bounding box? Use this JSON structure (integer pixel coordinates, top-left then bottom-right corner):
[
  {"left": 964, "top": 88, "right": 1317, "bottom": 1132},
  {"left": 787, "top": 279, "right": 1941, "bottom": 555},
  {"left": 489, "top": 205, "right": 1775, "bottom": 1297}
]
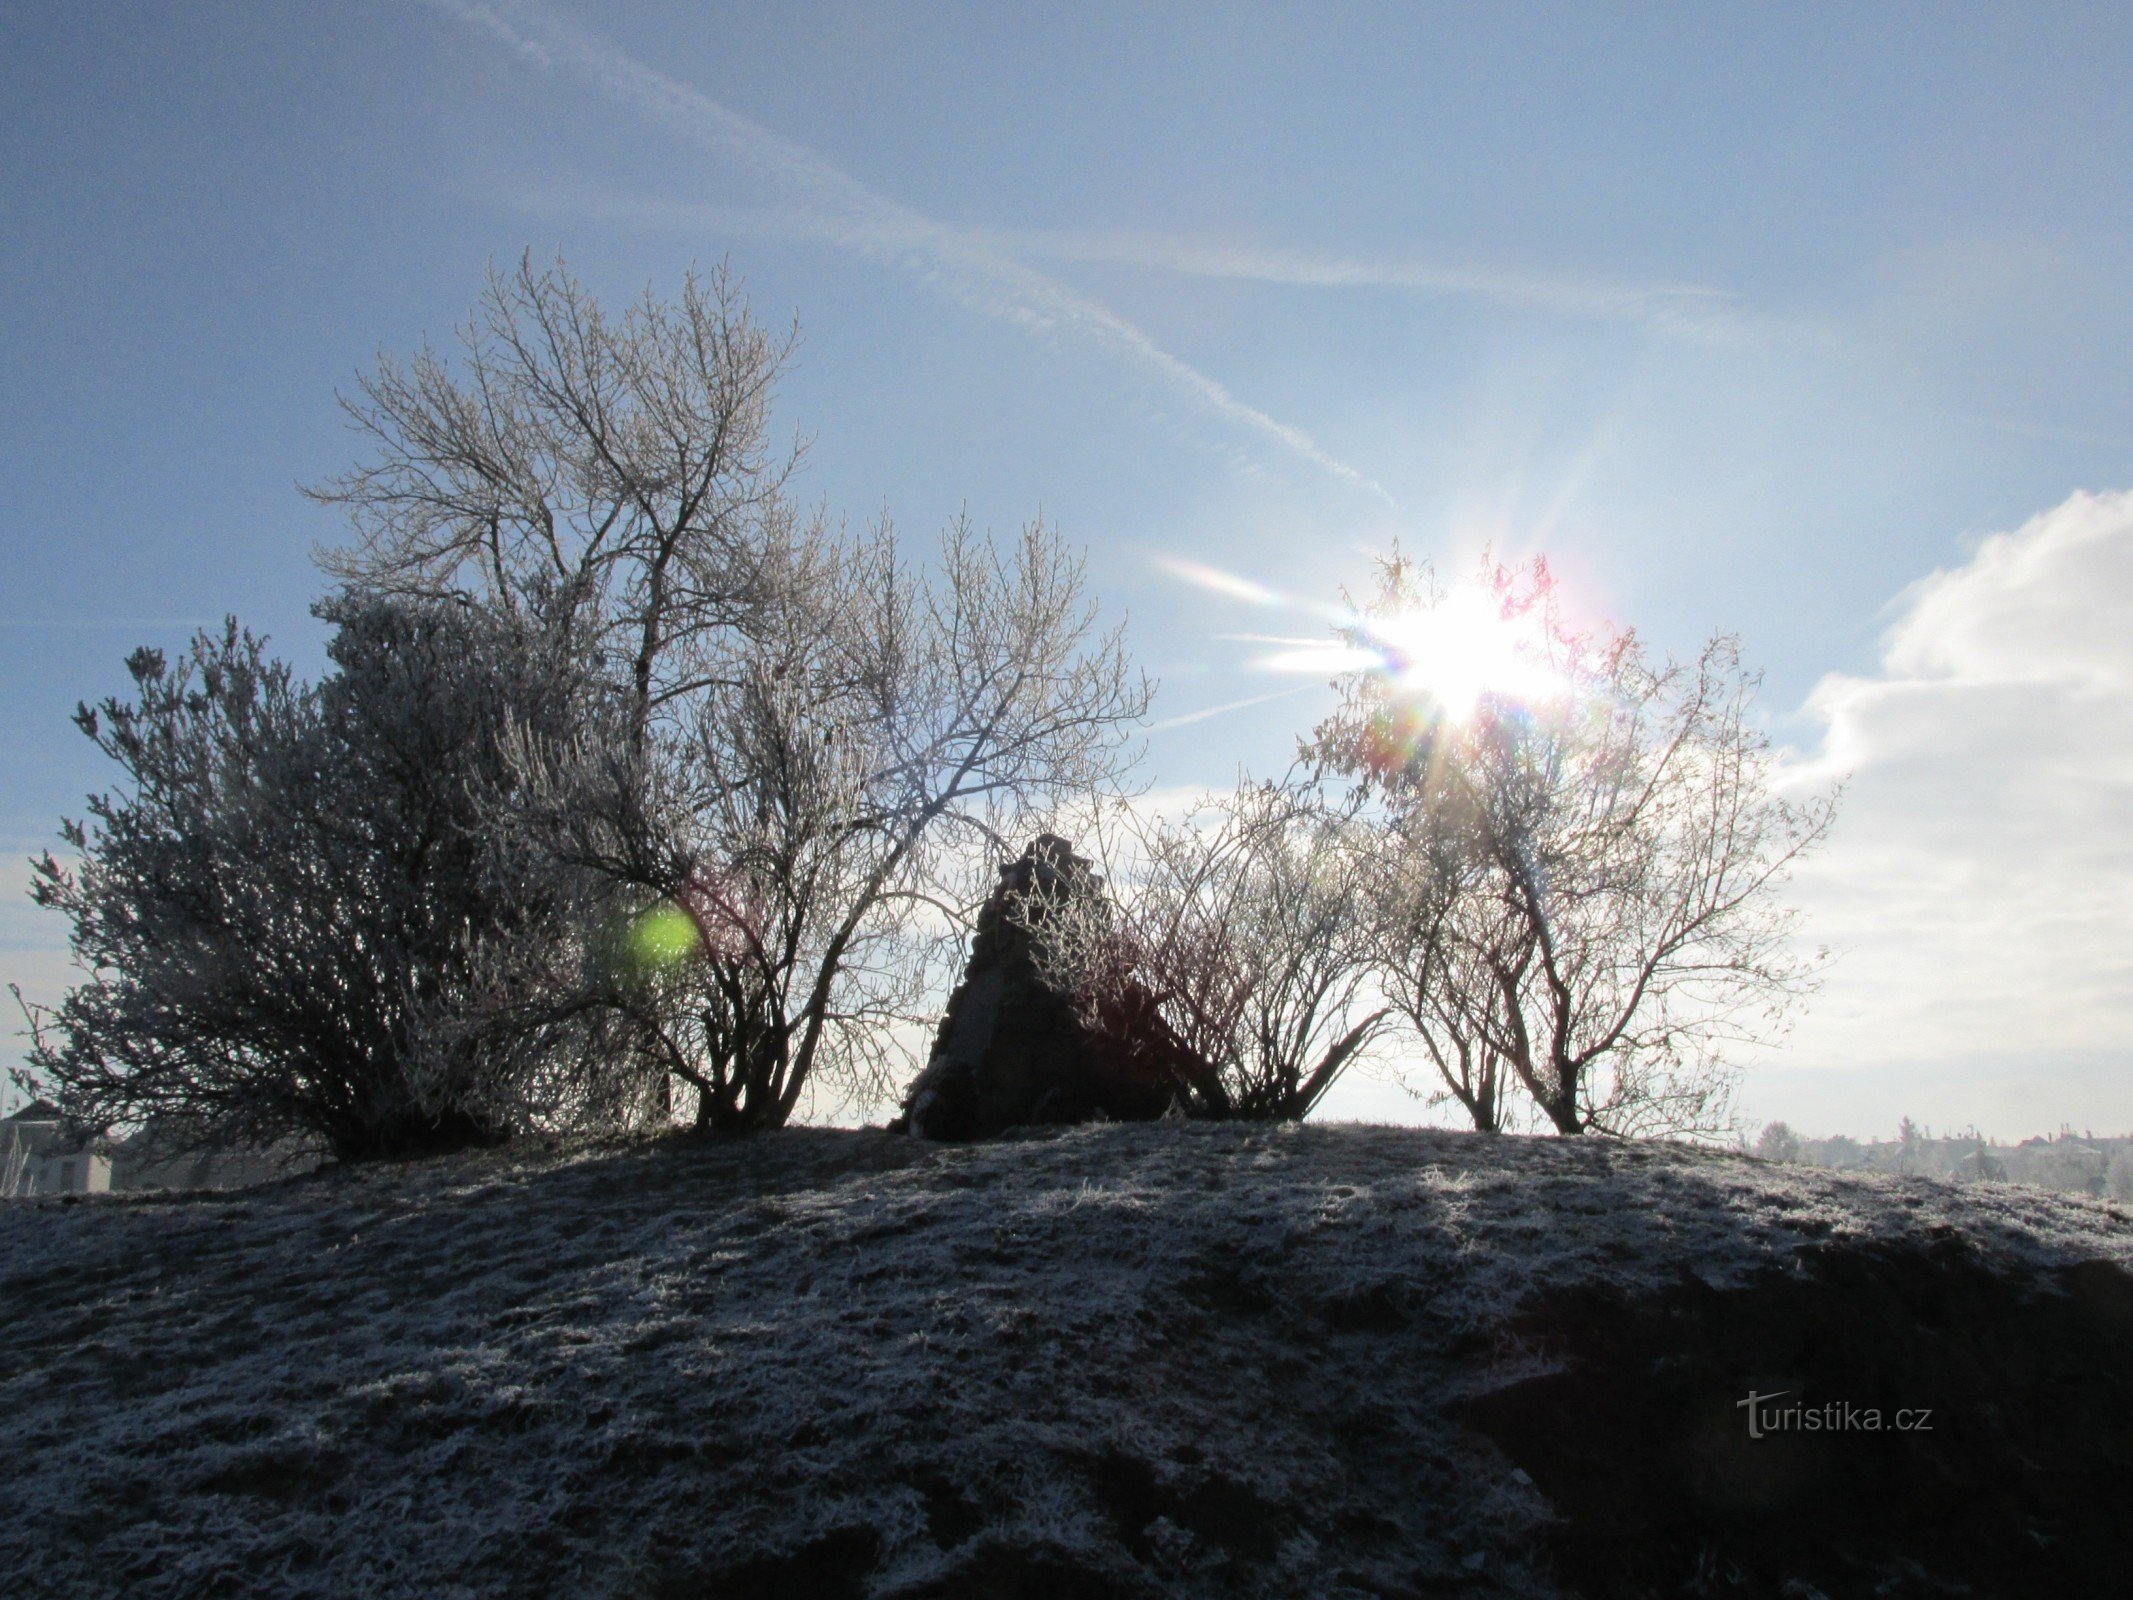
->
[{"left": 894, "top": 836, "right": 1218, "bottom": 1140}]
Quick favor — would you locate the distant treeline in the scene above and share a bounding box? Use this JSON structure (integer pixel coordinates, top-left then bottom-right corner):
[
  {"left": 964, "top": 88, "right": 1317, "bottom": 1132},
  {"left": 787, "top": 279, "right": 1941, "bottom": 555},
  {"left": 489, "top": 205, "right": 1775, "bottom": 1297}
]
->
[{"left": 1755, "top": 1119, "right": 2133, "bottom": 1199}]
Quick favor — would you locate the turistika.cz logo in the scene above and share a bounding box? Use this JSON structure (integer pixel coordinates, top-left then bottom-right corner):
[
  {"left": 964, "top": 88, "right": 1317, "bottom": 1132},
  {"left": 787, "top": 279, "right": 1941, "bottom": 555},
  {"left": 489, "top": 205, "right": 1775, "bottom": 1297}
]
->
[{"left": 1736, "top": 1390, "right": 1934, "bottom": 1439}]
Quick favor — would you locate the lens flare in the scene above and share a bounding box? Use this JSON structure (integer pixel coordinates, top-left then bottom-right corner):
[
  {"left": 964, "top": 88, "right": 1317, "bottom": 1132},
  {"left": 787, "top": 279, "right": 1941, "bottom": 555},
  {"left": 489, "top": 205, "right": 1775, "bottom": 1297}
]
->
[{"left": 630, "top": 902, "right": 702, "bottom": 969}]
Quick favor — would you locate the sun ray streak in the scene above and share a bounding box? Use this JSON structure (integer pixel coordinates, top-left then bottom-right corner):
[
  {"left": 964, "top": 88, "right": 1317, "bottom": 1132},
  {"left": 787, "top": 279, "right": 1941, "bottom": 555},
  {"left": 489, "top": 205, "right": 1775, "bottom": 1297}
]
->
[{"left": 1164, "top": 551, "right": 1571, "bottom": 721}]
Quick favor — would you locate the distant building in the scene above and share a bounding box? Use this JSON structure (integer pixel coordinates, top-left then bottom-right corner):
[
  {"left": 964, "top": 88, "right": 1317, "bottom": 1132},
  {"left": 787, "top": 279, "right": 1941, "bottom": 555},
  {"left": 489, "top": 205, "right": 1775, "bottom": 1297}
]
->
[
  {"left": 3, "top": 1103, "right": 315, "bottom": 1197},
  {"left": 2, "top": 1100, "right": 113, "bottom": 1196}
]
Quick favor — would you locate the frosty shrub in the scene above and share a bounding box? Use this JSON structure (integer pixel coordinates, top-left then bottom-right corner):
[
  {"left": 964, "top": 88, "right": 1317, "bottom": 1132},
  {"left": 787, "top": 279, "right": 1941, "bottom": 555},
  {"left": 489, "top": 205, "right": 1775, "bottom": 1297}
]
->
[{"left": 22, "top": 594, "right": 613, "bottom": 1161}]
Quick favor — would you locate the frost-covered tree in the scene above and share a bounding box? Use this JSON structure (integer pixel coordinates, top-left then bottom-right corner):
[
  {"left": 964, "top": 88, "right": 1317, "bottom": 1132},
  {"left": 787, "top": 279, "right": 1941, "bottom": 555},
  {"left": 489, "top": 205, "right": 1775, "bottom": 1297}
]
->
[
  {"left": 21, "top": 595, "right": 617, "bottom": 1160},
  {"left": 45, "top": 258, "right": 1151, "bottom": 1141},
  {"left": 1355, "top": 778, "right": 1513, "bottom": 1134},
  {"left": 1313, "top": 554, "right": 1835, "bottom": 1137},
  {"left": 1897, "top": 1116, "right": 1924, "bottom": 1175},
  {"left": 1809, "top": 1133, "right": 1867, "bottom": 1170},
  {"left": 1022, "top": 778, "right": 1388, "bottom": 1121},
  {"left": 307, "top": 252, "right": 801, "bottom": 753},
  {"left": 517, "top": 516, "right": 1152, "bottom": 1130}
]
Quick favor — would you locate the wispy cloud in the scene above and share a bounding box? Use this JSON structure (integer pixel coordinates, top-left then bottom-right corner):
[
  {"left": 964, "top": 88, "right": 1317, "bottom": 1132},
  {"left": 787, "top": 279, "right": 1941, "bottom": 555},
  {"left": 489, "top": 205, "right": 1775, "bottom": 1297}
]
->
[
  {"left": 427, "top": 0, "right": 1386, "bottom": 500},
  {"left": 977, "top": 228, "right": 1775, "bottom": 345}
]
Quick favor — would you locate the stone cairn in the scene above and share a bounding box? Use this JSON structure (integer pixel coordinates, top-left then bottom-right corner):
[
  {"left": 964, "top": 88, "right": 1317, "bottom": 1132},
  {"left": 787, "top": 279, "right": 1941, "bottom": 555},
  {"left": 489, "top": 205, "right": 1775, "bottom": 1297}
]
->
[{"left": 893, "top": 835, "right": 1220, "bottom": 1140}]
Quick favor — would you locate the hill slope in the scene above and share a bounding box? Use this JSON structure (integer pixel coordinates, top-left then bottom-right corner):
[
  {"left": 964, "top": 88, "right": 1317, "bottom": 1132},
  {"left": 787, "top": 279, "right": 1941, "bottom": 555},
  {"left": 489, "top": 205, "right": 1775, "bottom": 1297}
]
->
[{"left": 5, "top": 1122, "right": 2131, "bottom": 1599}]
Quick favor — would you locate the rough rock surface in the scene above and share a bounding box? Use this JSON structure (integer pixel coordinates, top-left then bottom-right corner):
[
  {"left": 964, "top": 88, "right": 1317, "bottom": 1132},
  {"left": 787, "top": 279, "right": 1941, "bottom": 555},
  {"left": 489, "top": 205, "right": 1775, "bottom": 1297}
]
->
[{"left": 896, "top": 836, "right": 1213, "bottom": 1140}]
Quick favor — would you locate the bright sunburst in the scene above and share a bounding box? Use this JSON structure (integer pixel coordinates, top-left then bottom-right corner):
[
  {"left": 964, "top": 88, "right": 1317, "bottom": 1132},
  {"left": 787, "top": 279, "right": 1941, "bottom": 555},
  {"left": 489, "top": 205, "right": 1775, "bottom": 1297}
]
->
[
  {"left": 1360, "top": 584, "right": 1566, "bottom": 719},
  {"left": 1163, "top": 556, "right": 1567, "bottom": 721}
]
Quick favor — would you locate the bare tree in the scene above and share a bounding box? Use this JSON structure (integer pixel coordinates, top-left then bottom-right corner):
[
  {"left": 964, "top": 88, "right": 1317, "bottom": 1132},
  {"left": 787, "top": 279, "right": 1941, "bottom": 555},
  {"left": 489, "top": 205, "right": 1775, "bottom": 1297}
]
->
[
  {"left": 307, "top": 252, "right": 803, "bottom": 751},
  {"left": 1360, "top": 816, "right": 1517, "bottom": 1133},
  {"left": 1027, "top": 780, "right": 1388, "bottom": 1121},
  {"left": 519, "top": 516, "right": 1152, "bottom": 1130},
  {"left": 1314, "top": 554, "right": 1835, "bottom": 1136}
]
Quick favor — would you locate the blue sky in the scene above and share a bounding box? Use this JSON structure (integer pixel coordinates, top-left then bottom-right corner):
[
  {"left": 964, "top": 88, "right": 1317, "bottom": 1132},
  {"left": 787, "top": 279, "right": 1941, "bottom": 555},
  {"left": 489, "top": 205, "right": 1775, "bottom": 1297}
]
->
[{"left": 7, "top": 1, "right": 2133, "bottom": 1138}]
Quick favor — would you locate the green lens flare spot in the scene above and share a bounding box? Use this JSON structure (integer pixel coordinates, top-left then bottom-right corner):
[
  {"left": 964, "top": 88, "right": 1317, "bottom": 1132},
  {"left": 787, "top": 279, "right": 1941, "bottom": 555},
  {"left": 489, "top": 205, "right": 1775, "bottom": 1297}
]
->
[{"left": 630, "top": 903, "right": 700, "bottom": 968}]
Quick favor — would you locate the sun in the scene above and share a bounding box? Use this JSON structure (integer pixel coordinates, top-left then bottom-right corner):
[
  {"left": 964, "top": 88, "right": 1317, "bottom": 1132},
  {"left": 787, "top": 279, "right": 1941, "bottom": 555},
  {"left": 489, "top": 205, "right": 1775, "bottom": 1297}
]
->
[
  {"left": 1160, "top": 553, "right": 1573, "bottom": 722},
  {"left": 1362, "top": 584, "right": 1565, "bottom": 720}
]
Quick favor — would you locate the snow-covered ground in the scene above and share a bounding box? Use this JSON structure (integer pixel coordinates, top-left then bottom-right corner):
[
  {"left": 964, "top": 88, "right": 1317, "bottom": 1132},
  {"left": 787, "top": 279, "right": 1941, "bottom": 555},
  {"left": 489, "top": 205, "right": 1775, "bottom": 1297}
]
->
[{"left": 4, "top": 1122, "right": 2130, "bottom": 1598}]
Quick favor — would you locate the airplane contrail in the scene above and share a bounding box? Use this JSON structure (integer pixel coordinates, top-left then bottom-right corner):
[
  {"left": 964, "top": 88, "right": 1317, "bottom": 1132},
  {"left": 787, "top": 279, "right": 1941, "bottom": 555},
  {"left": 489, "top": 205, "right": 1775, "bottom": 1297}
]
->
[
  {"left": 974, "top": 228, "right": 1774, "bottom": 345},
  {"left": 423, "top": 0, "right": 1389, "bottom": 502},
  {"left": 513, "top": 190, "right": 1784, "bottom": 348},
  {"left": 1146, "top": 683, "right": 1318, "bottom": 733}
]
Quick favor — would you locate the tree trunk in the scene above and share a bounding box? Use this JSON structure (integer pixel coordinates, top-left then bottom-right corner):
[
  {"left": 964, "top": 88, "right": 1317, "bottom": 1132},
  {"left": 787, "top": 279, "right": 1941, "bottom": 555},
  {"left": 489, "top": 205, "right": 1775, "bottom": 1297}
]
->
[{"left": 1540, "top": 1096, "right": 1585, "bottom": 1135}]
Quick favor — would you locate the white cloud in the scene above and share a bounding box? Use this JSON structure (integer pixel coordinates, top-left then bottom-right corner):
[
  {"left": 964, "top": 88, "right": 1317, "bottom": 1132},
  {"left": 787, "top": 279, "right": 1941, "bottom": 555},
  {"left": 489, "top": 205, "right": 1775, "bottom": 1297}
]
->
[
  {"left": 1774, "top": 490, "right": 2133, "bottom": 1119},
  {"left": 432, "top": 1, "right": 1385, "bottom": 500}
]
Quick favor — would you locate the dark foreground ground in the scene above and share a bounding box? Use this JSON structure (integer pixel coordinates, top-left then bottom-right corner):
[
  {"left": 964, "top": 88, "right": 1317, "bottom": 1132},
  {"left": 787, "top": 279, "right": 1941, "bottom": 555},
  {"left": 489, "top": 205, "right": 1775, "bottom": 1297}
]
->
[{"left": 4, "top": 1122, "right": 2130, "bottom": 1599}]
